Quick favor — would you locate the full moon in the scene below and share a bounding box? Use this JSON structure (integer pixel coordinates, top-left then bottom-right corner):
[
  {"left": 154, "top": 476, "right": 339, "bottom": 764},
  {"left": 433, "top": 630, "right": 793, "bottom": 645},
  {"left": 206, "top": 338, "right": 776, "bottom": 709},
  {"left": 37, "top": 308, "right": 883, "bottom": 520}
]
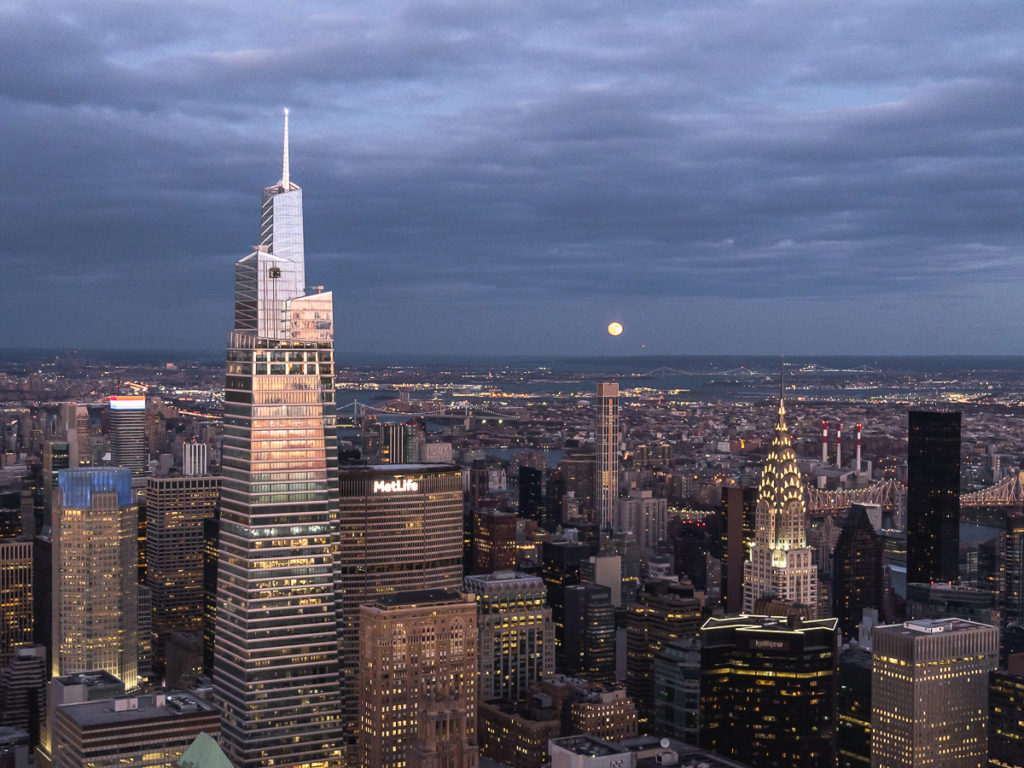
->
[{"left": 607, "top": 322, "right": 623, "bottom": 336}]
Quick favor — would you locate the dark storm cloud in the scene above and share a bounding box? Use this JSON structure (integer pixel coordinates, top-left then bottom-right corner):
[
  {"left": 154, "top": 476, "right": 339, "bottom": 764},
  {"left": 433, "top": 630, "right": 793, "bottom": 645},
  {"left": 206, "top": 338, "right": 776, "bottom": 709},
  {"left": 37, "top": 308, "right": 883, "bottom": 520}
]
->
[{"left": 3, "top": 0, "right": 1024, "bottom": 355}]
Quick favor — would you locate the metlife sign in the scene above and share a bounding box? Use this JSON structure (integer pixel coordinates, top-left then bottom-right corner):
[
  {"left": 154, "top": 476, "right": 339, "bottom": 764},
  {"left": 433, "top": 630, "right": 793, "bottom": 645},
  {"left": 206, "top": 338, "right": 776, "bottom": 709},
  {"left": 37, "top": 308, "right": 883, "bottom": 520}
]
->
[{"left": 372, "top": 479, "right": 419, "bottom": 494}]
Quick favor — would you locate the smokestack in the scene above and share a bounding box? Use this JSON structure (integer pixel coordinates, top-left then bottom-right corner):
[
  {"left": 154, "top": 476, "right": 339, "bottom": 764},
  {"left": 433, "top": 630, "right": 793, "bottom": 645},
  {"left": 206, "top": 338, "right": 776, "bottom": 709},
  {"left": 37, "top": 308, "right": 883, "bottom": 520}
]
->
[
  {"left": 836, "top": 422, "right": 842, "bottom": 468},
  {"left": 822, "top": 420, "right": 828, "bottom": 464},
  {"left": 856, "top": 423, "right": 862, "bottom": 473}
]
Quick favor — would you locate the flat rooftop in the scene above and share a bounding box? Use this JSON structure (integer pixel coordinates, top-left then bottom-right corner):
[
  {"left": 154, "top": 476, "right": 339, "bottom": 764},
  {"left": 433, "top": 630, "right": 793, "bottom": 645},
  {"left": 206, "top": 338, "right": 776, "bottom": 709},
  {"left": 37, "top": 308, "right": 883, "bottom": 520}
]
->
[
  {"left": 887, "top": 618, "right": 995, "bottom": 635},
  {"left": 550, "top": 735, "right": 627, "bottom": 757},
  {"left": 343, "top": 463, "right": 459, "bottom": 473},
  {"left": 365, "top": 589, "right": 465, "bottom": 608},
  {"left": 58, "top": 692, "right": 216, "bottom": 728}
]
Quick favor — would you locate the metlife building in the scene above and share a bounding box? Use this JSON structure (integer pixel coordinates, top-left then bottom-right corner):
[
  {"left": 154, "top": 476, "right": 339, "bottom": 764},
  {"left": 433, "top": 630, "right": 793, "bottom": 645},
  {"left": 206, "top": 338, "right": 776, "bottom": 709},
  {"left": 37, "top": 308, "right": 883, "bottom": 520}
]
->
[{"left": 336, "top": 463, "right": 464, "bottom": 756}]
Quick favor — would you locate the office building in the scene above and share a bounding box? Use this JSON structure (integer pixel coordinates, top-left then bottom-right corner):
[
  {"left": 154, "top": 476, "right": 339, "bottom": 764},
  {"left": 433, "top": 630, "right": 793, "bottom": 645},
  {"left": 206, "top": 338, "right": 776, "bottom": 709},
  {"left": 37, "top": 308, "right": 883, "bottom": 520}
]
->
[
  {"left": 50, "top": 692, "right": 219, "bottom": 768},
  {"left": 906, "top": 411, "right": 961, "bottom": 584},
  {"left": 0, "top": 538, "right": 32, "bottom": 668},
  {"left": 180, "top": 442, "right": 207, "bottom": 477},
  {"left": 337, "top": 463, "right": 464, "bottom": 756},
  {"left": 563, "top": 584, "right": 615, "bottom": 684},
  {"left": 743, "top": 396, "right": 819, "bottom": 615},
  {"left": 561, "top": 450, "right": 597, "bottom": 517},
  {"left": 53, "top": 468, "right": 138, "bottom": 689},
  {"left": 625, "top": 579, "right": 702, "bottom": 727},
  {"left": 519, "top": 465, "right": 544, "bottom": 522},
  {"left": 567, "top": 687, "right": 638, "bottom": 742},
  {"left": 358, "top": 590, "right": 478, "bottom": 768},
  {"left": 652, "top": 637, "right": 701, "bottom": 744},
  {"left": 720, "top": 486, "right": 756, "bottom": 613},
  {"left": 613, "top": 490, "right": 668, "bottom": 557},
  {"left": 542, "top": 538, "right": 593, "bottom": 669},
  {"left": 214, "top": 112, "right": 344, "bottom": 768},
  {"left": 472, "top": 508, "right": 518, "bottom": 573},
  {"left": 38, "top": 670, "right": 126, "bottom": 765},
  {"left": 108, "top": 396, "right": 147, "bottom": 475},
  {"left": 478, "top": 697, "right": 561, "bottom": 768},
  {"left": 464, "top": 571, "right": 554, "bottom": 702},
  {"left": 989, "top": 661, "right": 1024, "bottom": 768},
  {"left": 42, "top": 442, "right": 71, "bottom": 528},
  {"left": 837, "top": 645, "right": 872, "bottom": 768},
  {"left": 201, "top": 516, "right": 217, "bottom": 678},
  {"left": 595, "top": 382, "right": 619, "bottom": 532},
  {"left": 906, "top": 581, "right": 999, "bottom": 626},
  {"left": 1003, "top": 513, "right": 1024, "bottom": 630},
  {"left": 700, "top": 614, "right": 838, "bottom": 767},
  {"left": 0, "top": 646, "right": 46, "bottom": 754},
  {"left": 871, "top": 618, "right": 997, "bottom": 766},
  {"left": 144, "top": 474, "right": 219, "bottom": 669},
  {"left": 833, "top": 505, "right": 883, "bottom": 640}
]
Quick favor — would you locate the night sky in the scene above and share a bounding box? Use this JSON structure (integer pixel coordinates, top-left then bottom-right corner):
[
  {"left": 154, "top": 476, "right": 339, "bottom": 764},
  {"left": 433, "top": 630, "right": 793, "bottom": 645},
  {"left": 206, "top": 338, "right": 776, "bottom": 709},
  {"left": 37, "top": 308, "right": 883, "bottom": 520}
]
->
[{"left": 4, "top": 1, "right": 1024, "bottom": 356}]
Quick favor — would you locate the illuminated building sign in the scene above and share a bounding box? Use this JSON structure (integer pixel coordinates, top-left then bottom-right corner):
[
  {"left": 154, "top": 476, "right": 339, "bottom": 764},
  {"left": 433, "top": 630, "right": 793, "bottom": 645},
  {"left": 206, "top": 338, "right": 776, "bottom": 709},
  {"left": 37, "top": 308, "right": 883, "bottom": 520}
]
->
[
  {"left": 373, "top": 479, "right": 419, "bottom": 494},
  {"left": 109, "top": 396, "right": 146, "bottom": 411},
  {"left": 751, "top": 638, "right": 787, "bottom": 650}
]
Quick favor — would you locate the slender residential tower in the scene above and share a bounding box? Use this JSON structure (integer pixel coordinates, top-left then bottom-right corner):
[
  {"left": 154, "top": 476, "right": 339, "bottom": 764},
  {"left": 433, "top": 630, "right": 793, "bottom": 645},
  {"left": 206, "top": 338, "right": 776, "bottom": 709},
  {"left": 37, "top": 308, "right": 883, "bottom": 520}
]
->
[
  {"left": 743, "top": 390, "right": 819, "bottom": 614},
  {"left": 214, "top": 112, "right": 343, "bottom": 768},
  {"left": 595, "top": 381, "right": 619, "bottom": 532}
]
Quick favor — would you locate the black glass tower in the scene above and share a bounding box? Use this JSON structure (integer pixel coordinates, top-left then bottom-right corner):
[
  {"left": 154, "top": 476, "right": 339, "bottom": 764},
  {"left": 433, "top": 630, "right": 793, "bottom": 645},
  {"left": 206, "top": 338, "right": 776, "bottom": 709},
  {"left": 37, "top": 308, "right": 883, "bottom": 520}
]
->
[{"left": 907, "top": 411, "right": 960, "bottom": 584}]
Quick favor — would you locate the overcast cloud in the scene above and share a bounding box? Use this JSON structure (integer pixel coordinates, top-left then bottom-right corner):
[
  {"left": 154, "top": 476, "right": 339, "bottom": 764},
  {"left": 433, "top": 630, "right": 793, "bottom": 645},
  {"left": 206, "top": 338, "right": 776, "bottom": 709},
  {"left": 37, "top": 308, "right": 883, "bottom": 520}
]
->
[{"left": 3, "top": 0, "right": 1024, "bottom": 356}]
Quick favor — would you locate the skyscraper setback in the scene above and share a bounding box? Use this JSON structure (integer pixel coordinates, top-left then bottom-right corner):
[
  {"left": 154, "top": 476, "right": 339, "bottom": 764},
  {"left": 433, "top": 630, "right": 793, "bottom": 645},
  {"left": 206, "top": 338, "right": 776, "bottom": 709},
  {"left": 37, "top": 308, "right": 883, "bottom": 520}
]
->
[{"left": 213, "top": 112, "right": 343, "bottom": 768}]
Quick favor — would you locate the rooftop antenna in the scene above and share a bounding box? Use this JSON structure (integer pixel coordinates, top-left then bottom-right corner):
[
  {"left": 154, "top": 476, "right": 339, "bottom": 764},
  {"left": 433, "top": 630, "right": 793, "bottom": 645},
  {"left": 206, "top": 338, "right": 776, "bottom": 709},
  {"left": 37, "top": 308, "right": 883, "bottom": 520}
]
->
[
  {"left": 778, "top": 354, "right": 786, "bottom": 420},
  {"left": 282, "top": 108, "right": 290, "bottom": 188}
]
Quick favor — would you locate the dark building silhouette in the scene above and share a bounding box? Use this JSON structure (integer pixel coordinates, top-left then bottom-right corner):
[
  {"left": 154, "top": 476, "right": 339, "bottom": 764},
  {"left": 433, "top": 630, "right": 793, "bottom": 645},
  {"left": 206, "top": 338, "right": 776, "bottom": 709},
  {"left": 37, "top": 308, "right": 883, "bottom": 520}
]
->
[
  {"left": 519, "top": 466, "right": 544, "bottom": 522},
  {"left": 202, "top": 516, "right": 218, "bottom": 678},
  {"left": 832, "top": 505, "right": 883, "bottom": 640},
  {"left": 542, "top": 539, "right": 596, "bottom": 670},
  {"left": 563, "top": 583, "right": 615, "bottom": 684},
  {"left": 472, "top": 509, "right": 517, "bottom": 574},
  {"left": 720, "top": 486, "right": 756, "bottom": 613},
  {"left": 625, "top": 579, "right": 702, "bottom": 727},
  {"left": 836, "top": 645, "right": 872, "bottom": 768},
  {"left": 700, "top": 615, "right": 838, "bottom": 767},
  {"left": 907, "top": 411, "right": 960, "bottom": 584}
]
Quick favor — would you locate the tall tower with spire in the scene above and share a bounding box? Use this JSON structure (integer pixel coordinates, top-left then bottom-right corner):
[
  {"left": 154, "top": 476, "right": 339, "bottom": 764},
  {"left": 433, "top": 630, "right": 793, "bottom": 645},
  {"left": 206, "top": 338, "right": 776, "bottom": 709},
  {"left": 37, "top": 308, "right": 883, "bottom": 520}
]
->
[
  {"left": 742, "top": 388, "right": 819, "bottom": 615},
  {"left": 215, "top": 112, "right": 343, "bottom": 768}
]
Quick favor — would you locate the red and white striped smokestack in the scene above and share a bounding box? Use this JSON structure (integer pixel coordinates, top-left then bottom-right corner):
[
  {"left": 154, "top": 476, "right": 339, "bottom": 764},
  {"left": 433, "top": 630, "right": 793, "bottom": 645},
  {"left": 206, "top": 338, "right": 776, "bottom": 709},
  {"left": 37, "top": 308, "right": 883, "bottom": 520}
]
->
[
  {"left": 822, "top": 420, "right": 828, "bottom": 464},
  {"left": 856, "top": 423, "right": 862, "bottom": 473},
  {"left": 836, "top": 422, "right": 842, "bottom": 468}
]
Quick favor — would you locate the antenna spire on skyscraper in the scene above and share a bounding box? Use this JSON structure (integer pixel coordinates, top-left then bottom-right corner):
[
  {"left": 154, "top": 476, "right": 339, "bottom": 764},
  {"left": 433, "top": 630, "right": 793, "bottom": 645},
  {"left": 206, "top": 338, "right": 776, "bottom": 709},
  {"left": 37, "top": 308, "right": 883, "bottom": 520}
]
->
[{"left": 282, "top": 108, "right": 290, "bottom": 188}]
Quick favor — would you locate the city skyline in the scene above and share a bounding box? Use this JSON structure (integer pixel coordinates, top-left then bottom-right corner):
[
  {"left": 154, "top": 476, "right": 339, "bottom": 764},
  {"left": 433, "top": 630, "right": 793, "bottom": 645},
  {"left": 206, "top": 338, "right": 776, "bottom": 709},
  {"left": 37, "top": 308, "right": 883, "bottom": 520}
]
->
[{"left": 4, "top": 2, "right": 1024, "bottom": 356}]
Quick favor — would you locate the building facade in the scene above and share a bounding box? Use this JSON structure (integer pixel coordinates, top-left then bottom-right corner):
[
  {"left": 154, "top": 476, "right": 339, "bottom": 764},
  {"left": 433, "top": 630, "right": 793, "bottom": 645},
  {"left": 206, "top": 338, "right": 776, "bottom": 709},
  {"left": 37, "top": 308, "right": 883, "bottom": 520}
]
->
[
  {"left": 358, "top": 591, "right": 478, "bottom": 768},
  {"left": 906, "top": 411, "right": 961, "bottom": 584},
  {"left": 833, "top": 505, "right": 883, "bottom": 640},
  {"left": 595, "top": 382, "right": 619, "bottom": 532},
  {"left": 743, "top": 396, "right": 819, "bottom": 615},
  {"left": 53, "top": 468, "right": 138, "bottom": 689},
  {"left": 108, "top": 396, "right": 147, "bottom": 475},
  {"left": 700, "top": 614, "right": 838, "bottom": 767},
  {"left": 871, "top": 618, "right": 998, "bottom": 767},
  {"left": 213, "top": 112, "right": 344, "bottom": 768},
  {"left": 337, "top": 463, "right": 464, "bottom": 756},
  {"left": 50, "top": 692, "right": 219, "bottom": 768},
  {"left": 145, "top": 474, "right": 219, "bottom": 669},
  {"left": 464, "top": 571, "right": 555, "bottom": 702},
  {"left": 0, "top": 538, "right": 33, "bottom": 668}
]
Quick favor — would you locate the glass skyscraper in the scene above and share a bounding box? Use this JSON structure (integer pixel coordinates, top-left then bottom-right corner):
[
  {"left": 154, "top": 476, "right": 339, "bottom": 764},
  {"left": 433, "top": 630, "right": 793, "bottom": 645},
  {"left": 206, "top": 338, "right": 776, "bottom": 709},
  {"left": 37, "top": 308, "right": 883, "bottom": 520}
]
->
[{"left": 214, "top": 112, "right": 343, "bottom": 768}]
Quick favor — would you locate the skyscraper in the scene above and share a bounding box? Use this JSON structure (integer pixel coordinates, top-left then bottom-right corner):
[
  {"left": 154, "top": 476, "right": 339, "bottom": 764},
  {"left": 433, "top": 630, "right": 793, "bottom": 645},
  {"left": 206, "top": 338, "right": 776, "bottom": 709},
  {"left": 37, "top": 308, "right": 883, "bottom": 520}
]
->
[
  {"left": 595, "top": 382, "right": 619, "bottom": 532},
  {"left": 700, "top": 614, "right": 838, "bottom": 767},
  {"left": 108, "top": 396, "right": 147, "bottom": 475},
  {"left": 52, "top": 468, "right": 138, "bottom": 689},
  {"left": 832, "top": 504, "right": 883, "bottom": 640},
  {"left": 145, "top": 474, "right": 219, "bottom": 669},
  {"left": 464, "top": 571, "right": 554, "bottom": 702},
  {"left": 0, "top": 538, "right": 33, "bottom": 669},
  {"left": 743, "top": 395, "right": 818, "bottom": 615},
  {"left": 358, "top": 591, "right": 478, "bottom": 768},
  {"left": 336, "top": 464, "right": 464, "bottom": 759},
  {"left": 214, "top": 112, "right": 343, "bottom": 768},
  {"left": 871, "top": 618, "right": 997, "bottom": 766},
  {"left": 906, "top": 411, "right": 960, "bottom": 584}
]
